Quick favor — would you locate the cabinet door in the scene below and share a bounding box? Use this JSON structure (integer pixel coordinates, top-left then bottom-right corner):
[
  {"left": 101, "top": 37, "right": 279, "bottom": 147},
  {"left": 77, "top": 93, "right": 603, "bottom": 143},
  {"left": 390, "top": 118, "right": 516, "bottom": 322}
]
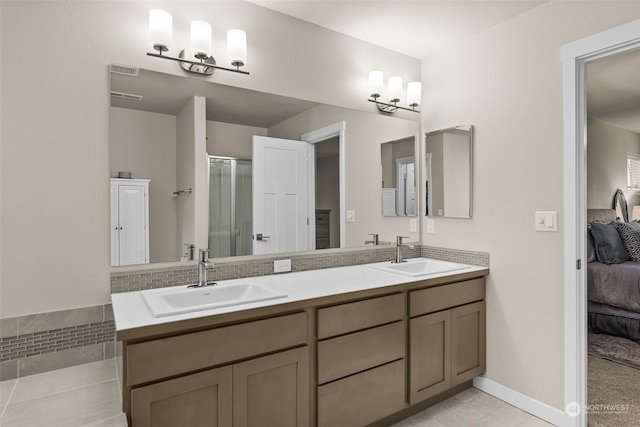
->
[
  {"left": 130, "top": 366, "right": 232, "bottom": 427},
  {"left": 410, "top": 310, "right": 451, "bottom": 404},
  {"left": 451, "top": 301, "right": 486, "bottom": 385},
  {"left": 118, "top": 184, "right": 147, "bottom": 265},
  {"left": 233, "top": 347, "right": 309, "bottom": 427},
  {"left": 110, "top": 183, "right": 119, "bottom": 266}
]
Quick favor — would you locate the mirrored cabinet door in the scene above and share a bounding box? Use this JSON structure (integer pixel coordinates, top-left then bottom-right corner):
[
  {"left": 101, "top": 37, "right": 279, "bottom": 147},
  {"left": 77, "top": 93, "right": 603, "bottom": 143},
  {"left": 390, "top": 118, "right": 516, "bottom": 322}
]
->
[{"left": 425, "top": 125, "right": 473, "bottom": 219}]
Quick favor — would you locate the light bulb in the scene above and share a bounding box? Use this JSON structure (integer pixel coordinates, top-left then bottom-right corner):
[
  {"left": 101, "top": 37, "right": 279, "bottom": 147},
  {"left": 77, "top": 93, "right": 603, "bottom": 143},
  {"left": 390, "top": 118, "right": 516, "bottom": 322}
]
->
[
  {"left": 227, "top": 29, "right": 247, "bottom": 67},
  {"left": 369, "top": 71, "right": 383, "bottom": 99},
  {"left": 388, "top": 76, "right": 403, "bottom": 103},
  {"left": 407, "top": 82, "right": 422, "bottom": 108},
  {"left": 191, "top": 20, "right": 212, "bottom": 59},
  {"left": 149, "top": 9, "right": 172, "bottom": 52}
]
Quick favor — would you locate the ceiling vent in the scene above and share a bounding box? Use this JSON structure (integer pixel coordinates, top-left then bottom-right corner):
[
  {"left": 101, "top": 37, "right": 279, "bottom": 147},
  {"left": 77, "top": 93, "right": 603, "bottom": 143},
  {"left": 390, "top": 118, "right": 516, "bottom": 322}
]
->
[
  {"left": 110, "top": 63, "right": 139, "bottom": 77},
  {"left": 110, "top": 91, "right": 143, "bottom": 101}
]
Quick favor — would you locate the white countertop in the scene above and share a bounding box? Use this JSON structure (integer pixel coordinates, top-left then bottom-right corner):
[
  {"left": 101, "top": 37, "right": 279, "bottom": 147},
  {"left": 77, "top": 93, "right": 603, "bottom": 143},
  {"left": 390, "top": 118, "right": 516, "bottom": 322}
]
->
[{"left": 111, "top": 259, "right": 487, "bottom": 334}]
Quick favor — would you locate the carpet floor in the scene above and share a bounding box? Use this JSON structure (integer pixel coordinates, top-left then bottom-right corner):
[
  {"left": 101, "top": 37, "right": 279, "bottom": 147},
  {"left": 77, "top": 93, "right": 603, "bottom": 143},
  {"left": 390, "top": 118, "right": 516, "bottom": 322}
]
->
[{"left": 588, "top": 334, "right": 640, "bottom": 426}]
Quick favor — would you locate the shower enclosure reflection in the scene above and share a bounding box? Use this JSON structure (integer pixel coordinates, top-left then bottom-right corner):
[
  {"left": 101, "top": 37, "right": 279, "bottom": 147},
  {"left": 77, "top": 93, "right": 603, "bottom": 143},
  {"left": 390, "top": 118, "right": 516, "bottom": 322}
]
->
[{"left": 208, "top": 157, "right": 253, "bottom": 257}]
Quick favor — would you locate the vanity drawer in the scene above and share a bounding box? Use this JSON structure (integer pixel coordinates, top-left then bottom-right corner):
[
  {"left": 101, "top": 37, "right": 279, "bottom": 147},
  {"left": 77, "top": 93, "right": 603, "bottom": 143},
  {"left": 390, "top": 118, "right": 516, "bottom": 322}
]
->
[
  {"left": 410, "top": 278, "right": 485, "bottom": 317},
  {"left": 317, "top": 321, "right": 405, "bottom": 384},
  {"left": 317, "top": 359, "right": 405, "bottom": 427},
  {"left": 317, "top": 293, "right": 404, "bottom": 339},
  {"left": 126, "top": 312, "right": 307, "bottom": 386}
]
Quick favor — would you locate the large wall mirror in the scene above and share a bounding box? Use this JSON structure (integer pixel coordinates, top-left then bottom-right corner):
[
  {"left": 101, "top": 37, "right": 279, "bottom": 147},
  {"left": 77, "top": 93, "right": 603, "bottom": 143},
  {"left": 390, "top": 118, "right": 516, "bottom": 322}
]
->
[
  {"left": 110, "top": 67, "right": 420, "bottom": 266},
  {"left": 381, "top": 137, "right": 416, "bottom": 217},
  {"left": 425, "top": 125, "right": 473, "bottom": 218}
]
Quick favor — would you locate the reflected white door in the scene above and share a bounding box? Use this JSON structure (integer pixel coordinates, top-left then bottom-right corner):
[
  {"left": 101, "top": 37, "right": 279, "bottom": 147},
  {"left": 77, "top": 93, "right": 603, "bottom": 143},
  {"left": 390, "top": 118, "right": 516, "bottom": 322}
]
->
[{"left": 252, "top": 136, "right": 309, "bottom": 255}]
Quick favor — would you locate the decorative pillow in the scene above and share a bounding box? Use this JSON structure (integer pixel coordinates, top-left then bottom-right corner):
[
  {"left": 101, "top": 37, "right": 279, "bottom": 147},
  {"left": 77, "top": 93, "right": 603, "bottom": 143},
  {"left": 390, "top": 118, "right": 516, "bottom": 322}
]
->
[
  {"left": 617, "top": 221, "right": 640, "bottom": 262},
  {"left": 587, "top": 223, "right": 596, "bottom": 263},
  {"left": 590, "top": 221, "right": 629, "bottom": 264}
]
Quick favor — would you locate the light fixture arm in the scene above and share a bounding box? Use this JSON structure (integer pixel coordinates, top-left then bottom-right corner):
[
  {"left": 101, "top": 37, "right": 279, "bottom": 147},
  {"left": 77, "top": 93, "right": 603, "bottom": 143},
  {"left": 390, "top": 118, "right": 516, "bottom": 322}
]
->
[
  {"left": 368, "top": 96, "right": 420, "bottom": 113},
  {"left": 147, "top": 51, "right": 250, "bottom": 75}
]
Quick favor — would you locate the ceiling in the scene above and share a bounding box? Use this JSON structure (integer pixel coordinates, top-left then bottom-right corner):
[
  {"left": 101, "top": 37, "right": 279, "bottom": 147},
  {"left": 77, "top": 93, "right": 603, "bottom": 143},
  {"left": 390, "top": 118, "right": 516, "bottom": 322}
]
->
[{"left": 247, "top": 0, "right": 548, "bottom": 59}]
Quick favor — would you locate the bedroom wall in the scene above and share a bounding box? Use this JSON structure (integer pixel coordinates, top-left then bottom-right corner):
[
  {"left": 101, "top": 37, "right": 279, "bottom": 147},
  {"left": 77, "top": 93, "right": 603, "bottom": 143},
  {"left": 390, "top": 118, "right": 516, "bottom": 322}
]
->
[
  {"left": 587, "top": 117, "right": 640, "bottom": 212},
  {"left": 420, "top": 0, "right": 640, "bottom": 412}
]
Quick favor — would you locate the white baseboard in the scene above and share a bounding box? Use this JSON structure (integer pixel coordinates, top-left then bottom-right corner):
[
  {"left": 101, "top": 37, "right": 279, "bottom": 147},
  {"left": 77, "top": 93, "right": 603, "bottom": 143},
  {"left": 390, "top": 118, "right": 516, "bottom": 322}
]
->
[{"left": 473, "top": 376, "right": 571, "bottom": 427}]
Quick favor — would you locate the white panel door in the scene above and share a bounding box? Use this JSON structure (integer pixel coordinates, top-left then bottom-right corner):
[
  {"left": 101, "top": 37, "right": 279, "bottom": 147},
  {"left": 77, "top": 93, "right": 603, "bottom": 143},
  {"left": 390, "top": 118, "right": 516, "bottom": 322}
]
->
[
  {"left": 253, "top": 136, "right": 309, "bottom": 255},
  {"left": 110, "top": 183, "right": 119, "bottom": 266},
  {"left": 118, "top": 185, "right": 147, "bottom": 265}
]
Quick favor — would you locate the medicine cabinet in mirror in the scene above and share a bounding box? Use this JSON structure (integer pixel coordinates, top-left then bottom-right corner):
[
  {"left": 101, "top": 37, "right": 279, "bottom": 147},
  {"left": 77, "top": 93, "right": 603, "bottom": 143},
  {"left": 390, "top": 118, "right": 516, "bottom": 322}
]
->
[
  {"left": 425, "top": 125, "right": 473, "bottom": 219},
  {"left": 381, "top": 137, "right": 417, "bottom": 217},
  {"left": 110, "top": 67, "right": 420, "bottom": 265}
]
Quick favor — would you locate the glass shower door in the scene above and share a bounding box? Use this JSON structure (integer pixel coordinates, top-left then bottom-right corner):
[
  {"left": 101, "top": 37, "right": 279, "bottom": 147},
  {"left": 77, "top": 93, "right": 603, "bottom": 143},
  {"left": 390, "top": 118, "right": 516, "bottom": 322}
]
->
[{"left": 208, "top": 157, "right": 252, "bottom": 257}]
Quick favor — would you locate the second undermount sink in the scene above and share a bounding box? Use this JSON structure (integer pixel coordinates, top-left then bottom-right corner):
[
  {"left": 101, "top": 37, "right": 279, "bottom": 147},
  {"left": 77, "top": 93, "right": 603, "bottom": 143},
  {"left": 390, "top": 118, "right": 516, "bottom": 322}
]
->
[
  {"left": 367, "top": 257, "right": 470, "bottom": 277},
  {"left": 141, "top": 283, "right": 288, "bottom": 317}
]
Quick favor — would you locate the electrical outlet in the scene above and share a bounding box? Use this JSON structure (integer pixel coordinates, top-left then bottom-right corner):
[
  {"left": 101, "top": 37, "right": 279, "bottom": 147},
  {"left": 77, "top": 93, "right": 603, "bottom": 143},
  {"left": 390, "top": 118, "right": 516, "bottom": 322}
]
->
[
  {"left": 427, "top": 218, "right": 435, "bottom": 234},
  {"left": 410, "top": 218, "right": 417, "bottom": 232},
  {"left": 274, "top": 259, "right": 292, "bottom": 273}
]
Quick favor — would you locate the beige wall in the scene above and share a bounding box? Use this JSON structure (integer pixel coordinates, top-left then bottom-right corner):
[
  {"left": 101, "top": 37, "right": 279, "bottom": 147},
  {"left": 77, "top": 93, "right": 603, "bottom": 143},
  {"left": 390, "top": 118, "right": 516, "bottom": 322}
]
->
[
  {"left": 587, "top": 118, "right": 640, "bottom": 210},
  {"left": 206, "top": 121, "right": 267, "bottom": 160},
  {"left": 109, "top": 108, "right": 177, "bottom": 263},
  {"left": 0, "top": 1, "right": 419, "bottom": 318},
  {"left": 420, "top": 1, "right": 640, "bottom": 410},
  {"left": 269, "top": 103, "right": 420, "bottom": 246}
]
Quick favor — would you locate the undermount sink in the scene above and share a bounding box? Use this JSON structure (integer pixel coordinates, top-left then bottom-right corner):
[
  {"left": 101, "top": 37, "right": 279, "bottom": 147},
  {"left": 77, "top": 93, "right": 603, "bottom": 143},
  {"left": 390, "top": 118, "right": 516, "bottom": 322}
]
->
[
  {"left": 141, "top": 283, "right": 288, "bottom": 317},
  {"left": 367, "top": 257, "right": 470, "bottom": 277}
]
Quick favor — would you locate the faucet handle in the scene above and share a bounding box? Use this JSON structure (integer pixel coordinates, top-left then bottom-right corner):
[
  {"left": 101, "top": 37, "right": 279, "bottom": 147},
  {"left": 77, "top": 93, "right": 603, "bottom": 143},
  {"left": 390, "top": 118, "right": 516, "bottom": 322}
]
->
[
  {"left": 368, "top": 233, "right": 379, "bottom": 245},
  {"left": 396, "top": 235, "right": 409, "bottom": 244}
]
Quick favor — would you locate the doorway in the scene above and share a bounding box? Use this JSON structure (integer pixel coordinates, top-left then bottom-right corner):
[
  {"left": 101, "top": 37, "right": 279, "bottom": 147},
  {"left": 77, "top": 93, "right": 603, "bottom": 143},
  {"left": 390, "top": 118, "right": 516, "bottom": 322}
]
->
[
  {"left": 563, "top": 19, "right": 640, "bottom": 427},
  {"left": 302, "top": 121, "right": 347, "bottom": 248}
]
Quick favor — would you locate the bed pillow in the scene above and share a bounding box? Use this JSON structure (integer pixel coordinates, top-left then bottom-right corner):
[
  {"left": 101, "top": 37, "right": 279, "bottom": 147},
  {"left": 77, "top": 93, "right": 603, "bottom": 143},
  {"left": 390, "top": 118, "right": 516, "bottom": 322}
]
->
[
  {"left": 617, "top": 221, "right": 640, "bottom": 262},
  {"left": 590, "top": 221, "right": 628, "bottom": 264},
  {"left": 587, "top": 223, "right": 596, "bottom": 263}
]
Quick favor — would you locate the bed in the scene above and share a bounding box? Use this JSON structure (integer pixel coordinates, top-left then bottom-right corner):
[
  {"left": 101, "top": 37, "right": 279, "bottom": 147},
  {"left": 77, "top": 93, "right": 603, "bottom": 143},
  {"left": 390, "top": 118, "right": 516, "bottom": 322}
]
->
[{"left": 587, "top": 208, "right": 640, "bottom": 343}]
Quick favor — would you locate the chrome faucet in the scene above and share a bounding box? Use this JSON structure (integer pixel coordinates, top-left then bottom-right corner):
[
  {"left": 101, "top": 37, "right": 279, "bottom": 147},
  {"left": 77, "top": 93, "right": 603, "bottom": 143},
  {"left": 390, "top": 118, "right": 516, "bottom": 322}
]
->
[
  {"left": 365, "top": 233, "right": 379, "bottom": 245},
  {"left": 394, "top": 236, "right": 414, "bottom": 263},
  {"left": 188, "top": 249, "right": 215, "bottom": 288}
]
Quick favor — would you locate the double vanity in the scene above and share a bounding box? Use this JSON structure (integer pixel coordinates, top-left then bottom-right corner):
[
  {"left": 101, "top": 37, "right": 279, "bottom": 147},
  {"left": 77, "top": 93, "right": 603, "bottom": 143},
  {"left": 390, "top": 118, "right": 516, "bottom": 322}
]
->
[{"left": 112, "top": 258, "right": 488, "bottom": 426}]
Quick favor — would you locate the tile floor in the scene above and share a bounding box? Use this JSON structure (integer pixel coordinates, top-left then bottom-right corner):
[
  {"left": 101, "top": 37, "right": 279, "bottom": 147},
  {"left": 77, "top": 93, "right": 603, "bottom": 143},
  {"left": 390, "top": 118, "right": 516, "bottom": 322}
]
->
[
  {"left": 0, "top": 359, "right": 126, "bottom": 427},
  {"left": 0, "top": 358, "right": 552, "bottom": 427}
]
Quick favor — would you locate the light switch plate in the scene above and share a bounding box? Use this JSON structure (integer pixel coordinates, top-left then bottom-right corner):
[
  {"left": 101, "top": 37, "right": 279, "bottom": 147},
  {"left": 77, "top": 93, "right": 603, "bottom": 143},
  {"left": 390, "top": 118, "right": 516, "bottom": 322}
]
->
[
  {"left": 535, "top": 211, "right": 557, "bottom": 232},
  {"left": 274, "top": 259, "right": 291, "bottom": 273},
  {"left": 346, "top": 210, "right": 356, "bottom": 222}
]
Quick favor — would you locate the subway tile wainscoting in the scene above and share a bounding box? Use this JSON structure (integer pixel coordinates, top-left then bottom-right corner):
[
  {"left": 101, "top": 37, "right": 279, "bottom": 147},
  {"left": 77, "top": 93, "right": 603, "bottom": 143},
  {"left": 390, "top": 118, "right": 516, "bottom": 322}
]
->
[{"left": 0, "top": 245, "right": 489, "bottom": 380}]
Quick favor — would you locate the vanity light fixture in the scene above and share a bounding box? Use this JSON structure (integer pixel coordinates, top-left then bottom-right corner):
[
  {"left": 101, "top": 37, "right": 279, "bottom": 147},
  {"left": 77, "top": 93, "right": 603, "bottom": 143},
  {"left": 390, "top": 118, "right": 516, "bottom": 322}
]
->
[
  {"left": 368, "top": 71, "right": 421, "bottom": 113},
  {"left": 147, "top": 9, "right": 249, "bottom": 76}
]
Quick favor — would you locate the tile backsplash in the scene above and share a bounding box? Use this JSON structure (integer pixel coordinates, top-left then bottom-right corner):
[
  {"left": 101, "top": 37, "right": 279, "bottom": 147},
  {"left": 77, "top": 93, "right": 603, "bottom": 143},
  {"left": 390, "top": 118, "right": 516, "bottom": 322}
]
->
[{"left": 1, "top": 245, "right": 488, "bottom": 380}]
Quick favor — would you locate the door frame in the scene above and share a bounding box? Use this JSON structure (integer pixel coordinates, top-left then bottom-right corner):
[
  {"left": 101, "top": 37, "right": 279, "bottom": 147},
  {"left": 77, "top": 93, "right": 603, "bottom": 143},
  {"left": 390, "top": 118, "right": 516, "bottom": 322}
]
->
[
  {"left": 562, "top": 19, "right": 640, "bottom": 427},
  {"left": 302, "top": 121, "right": 346, "bottom": 248}
]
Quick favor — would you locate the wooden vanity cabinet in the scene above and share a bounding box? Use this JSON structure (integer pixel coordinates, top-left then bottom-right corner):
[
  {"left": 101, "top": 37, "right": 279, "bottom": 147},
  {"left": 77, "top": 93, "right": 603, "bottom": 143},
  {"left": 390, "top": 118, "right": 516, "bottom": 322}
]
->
[
  {"left": 316, "top": 293, "right": 406, "bottom": 427},
  {"left": 409, "top": 278, "right": 486, "bottom": 404},
  {"left": 125, "top": 312, "right": 309, "bottom": 427},
  {"left": 121, "top": 272, "right": 488, "bottom": 427}
]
